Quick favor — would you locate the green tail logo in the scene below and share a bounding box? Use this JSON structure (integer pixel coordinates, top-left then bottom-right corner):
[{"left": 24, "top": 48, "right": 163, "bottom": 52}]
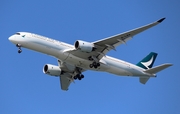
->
[{"left": 136, "top": 52, "right": 158, "bottom": 69}]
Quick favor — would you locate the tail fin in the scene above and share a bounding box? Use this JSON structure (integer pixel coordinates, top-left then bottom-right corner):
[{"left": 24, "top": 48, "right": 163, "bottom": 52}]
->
[{"left": 136, "top": 52, "right": 158, "bottom": 69}]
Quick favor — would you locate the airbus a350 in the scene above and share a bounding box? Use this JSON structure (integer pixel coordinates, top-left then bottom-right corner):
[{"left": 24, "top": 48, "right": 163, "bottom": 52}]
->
[{"left": 9, "top": 18, "right": 172, "bottom": 90}]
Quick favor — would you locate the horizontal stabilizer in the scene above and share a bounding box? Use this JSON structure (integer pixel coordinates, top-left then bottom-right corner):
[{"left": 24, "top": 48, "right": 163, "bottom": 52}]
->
[
  {"left": 144, "top": 63, "right": 173, "bottom": 74},
  {"left": 139, "top": 77, "right": 150, "bottom": 84}
]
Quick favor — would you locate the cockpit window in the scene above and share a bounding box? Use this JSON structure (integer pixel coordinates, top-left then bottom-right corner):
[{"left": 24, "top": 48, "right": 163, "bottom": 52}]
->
[{"left": 15, "top": 33, "right": 20, "bottom": 35}]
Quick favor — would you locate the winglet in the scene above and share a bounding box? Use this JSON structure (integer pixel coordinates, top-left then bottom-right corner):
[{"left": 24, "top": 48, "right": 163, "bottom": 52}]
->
[{"left": 157, "top": 18, "right": 166, "bottom": 23}]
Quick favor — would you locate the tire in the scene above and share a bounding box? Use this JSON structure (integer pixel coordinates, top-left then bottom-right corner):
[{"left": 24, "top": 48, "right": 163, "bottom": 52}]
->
[
  {"left": 18, "top": 50, "right": 22, "bottom": 53},
  {"left": 78, "top": 77, "right": 81, "bottom": 80},
  {"left": 94, "top": 65, "right": 97, "bottom": 69},
  {"left": 74, "top": 76, "right": 77, "bottom": 80},
  {"left": 89, "top": 64, "right": 93, "bottom": 68},
  {"left": 81, "top": 74, "right": 84, "bottom": 78},
  {"left": 93, "top": 62, "right": 97, "bottom": 66},
  {"left": 97, "top": 63, "right": 100, "bottom": 67}
]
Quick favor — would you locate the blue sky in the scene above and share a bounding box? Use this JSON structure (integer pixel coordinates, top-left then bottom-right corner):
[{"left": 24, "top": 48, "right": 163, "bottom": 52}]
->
[{"left": 1, "top": 0, "right": 179, "bottom": 114}]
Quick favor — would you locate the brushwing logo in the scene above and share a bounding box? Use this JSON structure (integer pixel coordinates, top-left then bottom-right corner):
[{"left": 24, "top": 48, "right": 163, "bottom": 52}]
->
[{"left": 141, "top": 56, "right": 154, "bottom": 69}]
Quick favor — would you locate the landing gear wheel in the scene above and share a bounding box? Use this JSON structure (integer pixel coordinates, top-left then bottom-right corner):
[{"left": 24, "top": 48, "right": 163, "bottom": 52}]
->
[
  {"left": 78, "top": 77, "right": 82, "bottom": 80},
  {"left": 89, "top": 64, "right": 93, "bottom": 68},
  {"left": 74, "top": 76, "right": 77, "bottom": 80},
  {"left": 94, "top": 65, "right": 98, "bottom": 69},
  {"left": 75, "top": 74, "right": 81, "bottom": 80},
  {"left": 88, "top": 56, "right": 93, "bottom": 61},
  {"left": 90, "top": 62, "right": 100, "bottom": 69},
  {"left": 16, "top": 44, "right": 21, "bottom": 47},
  {"left": 18, "top": 49, "right": 22, "bottom": 53},
  {"left": 93, "top": 62, "right": 97, "bottom": 66},
  {"left": 81, "top": 74, "right": 84, "bottom": 79},
  {"left": 92, "top": 62, "right": 99, "bottom": 68},
  {"left": 97, "top": 63, "right": 100, "bottom": 67},
  {"left": 16, "top": 44, "right": 22, "bottom": 53}
]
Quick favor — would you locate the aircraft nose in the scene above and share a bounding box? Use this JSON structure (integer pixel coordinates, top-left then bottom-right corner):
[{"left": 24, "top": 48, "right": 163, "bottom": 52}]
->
[
  {"left": 8, "top": 36, "right": 12, "bottom": 41},
  {"left": 8, "top": 36, "right": 15, "bottom": 42},
  {"left": 8, "top": 35, "right": 18, "bottom": 44}
]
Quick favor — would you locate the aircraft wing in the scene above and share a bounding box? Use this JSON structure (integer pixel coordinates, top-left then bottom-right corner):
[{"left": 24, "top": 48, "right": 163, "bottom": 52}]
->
[
  {"left": 58, "top": 60, "right": 74, "bottom": 91},
  {"left": 93, "top": 18, "right": 165, "bottom": 59},
  {"left": 57, "top": 60, "right": 86, "bottom": 90},
  {"left": 59, "top": 73, "right": 72, "bottom": 91},
  {"left": 69, "top": 18, "right": 165, "bottom": 60}
]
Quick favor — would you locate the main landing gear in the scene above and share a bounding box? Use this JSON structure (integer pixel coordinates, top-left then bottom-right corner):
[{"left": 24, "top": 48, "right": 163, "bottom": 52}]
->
[
  {"left": 88, "top": 56, "right": 100, "bottom": 69},
  {"left": 89, "top": 62, "right": 100, "bottom": 68},
  {"left": 73, "top": 67, "right": 84, "bottom": 80},
  {"left": 73, "top": 74, "right": 84, "bottom": 80},
  {"left": 16, "top": 44, "right": 22, "bottom": 53}
]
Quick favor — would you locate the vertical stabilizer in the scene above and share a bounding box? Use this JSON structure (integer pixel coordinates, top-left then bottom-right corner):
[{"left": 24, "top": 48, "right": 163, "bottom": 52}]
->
[{"left": 136, "top": 52, "right": 158, "bottom": 69}]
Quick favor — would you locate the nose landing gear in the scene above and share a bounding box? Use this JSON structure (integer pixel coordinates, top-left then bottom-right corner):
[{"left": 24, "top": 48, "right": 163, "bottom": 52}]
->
[{"left": 16, "top": 44, "right": 22, "bottom": 53}]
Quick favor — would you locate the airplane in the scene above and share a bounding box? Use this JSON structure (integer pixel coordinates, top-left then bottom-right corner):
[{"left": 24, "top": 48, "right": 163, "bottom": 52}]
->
[{"left": 9, "top": 18, "right": 172, "bottom": 91}]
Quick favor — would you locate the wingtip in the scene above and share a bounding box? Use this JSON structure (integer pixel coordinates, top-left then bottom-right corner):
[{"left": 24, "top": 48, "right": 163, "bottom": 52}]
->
[
  {"left": 164, "top": 63, "right": 173, "bottom": 67},
  {"left": 167, "top": 63, "right": 173, "bottom": 66},
  {"left": 157, "top": 18, "right": 166, "bottom": 23}
]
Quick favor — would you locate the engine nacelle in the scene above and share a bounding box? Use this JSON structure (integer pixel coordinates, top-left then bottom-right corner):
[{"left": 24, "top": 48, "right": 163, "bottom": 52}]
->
[
  {"left": 43, "top": 64, "right": 61, "bottom": 76},
  {"left": 74, "top": 40, "right": 95, "bottom": 53}
]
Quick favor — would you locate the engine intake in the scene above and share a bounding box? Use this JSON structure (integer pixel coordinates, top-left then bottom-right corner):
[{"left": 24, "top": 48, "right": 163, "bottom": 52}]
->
[
  {"left": 43, "top": 64, "right": 61, "bottom": 76},
  {"left": 75, "top": 40, "right": 94, "bottom": 53}
]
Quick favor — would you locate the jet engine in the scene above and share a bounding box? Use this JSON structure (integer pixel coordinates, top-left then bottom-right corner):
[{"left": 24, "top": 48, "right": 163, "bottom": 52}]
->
[
  {"left": 74, "top": 40, "right": 95, "bottom": 53},
  {"left": 43, "top": 64, "right": 61, "bottom": 76}
]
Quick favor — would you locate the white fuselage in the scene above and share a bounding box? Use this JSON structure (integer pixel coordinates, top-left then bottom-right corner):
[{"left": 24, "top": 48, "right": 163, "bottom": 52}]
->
[{"left": 9, "top": 32, "right": 154, "bottom": 77}]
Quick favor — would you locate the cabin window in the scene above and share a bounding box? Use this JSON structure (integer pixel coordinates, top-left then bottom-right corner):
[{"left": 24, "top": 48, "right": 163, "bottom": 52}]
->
[{"left": 15, "top": 33, "right": 20, "bottom": 35}]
